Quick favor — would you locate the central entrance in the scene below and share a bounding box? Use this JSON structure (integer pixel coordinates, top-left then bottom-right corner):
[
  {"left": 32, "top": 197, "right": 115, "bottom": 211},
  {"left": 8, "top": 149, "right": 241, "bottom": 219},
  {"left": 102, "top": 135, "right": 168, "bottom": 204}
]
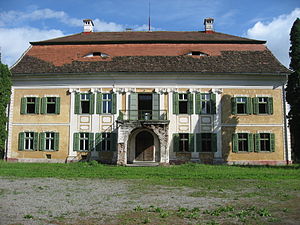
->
[{"left": 135, "top": 131, "right": 154, "bottom": 161}]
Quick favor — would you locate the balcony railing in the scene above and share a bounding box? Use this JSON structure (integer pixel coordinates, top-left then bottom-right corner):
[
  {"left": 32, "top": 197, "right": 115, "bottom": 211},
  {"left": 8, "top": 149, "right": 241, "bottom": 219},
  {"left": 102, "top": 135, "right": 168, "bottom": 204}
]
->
[{"left": 118, "top": 110, "right": 168, "bottom": 121}]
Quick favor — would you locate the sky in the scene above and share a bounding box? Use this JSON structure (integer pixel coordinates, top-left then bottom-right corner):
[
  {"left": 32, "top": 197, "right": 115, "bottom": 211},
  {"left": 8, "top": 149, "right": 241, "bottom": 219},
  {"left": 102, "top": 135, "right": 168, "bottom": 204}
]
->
[{"left": 0, "top": 0, "right": 299, "bottom": 68}]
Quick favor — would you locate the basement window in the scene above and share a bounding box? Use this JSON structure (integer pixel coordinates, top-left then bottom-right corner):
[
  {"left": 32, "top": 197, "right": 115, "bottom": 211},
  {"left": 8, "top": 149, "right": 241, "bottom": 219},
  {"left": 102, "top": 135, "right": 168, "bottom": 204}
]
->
[
  {"left": 84, "top": 52, "right": 110, "bottom": 58},
  {"left": 186, "top": 51, "right": 208, "bottom": 57}
]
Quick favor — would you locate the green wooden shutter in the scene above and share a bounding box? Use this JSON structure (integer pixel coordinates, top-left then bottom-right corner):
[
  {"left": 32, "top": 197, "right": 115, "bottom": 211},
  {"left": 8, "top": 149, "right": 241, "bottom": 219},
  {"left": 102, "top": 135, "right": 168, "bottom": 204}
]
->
[
  {"left": 268, "top": 97, "right": 273, "bottom": 115},
  {"left": 35, "top": 97, "right": 40, "bottom": 114},
  {"left": 212, "top": 133, "right": 217, "bottom": 152},
  {"left": 189, "top": 133, "right": 194, "bottom": 152},
  {"left": 112, "top": 93, "right": 117, "bottom": 114},
  {"left": 89, "top": 94, "right": 95, "bottom": 114},
  {"left": 54, "top": 132, "right": 59, "bottom": 151},
  {"left": 254, "top": 133, "right": 261, "bottom": 152},
  {"left": 129, "top": 93, "right": 138, "bottom": 120},
  {"left": 246, "top": 97, "right": 252, "bottom": 114},
  {"left": 41, "top": 97, "right": 47, "bottom": 114},
  {"left": 95, "top": 133, "right": 102, "bottom": 151},
  {"left": 173, "top": 92, "right": 179, "bottom": 115},
  {"left": 232, "top": 133, "right": 238, "bottom": 153},
  {"left": 39, "top": 132, "right": 45, "bottom": 151},
  {"left": 74, "top": 93, "right": 80, "bottom": 114},
  {"left": 33, "top": 132, "right": 39, "bottom": 150},
  {"left": 195, "top": 93, "right": 201, "bottom": 114},
  {"left": 18, "top": 132, "right": 25, "bottom": 150},
  {"left": 73, "top": 133, "right": 79, "bottom": 151},
  {"left": 196, "top": 133, "right": 202, "bottom": 152},
  {"left": 21, "top": 97, "right": 27, "bottom": 114},
  {"left": 253, "top": 97, "right": 259, "bottom": 115},
  {"left": 187, "top": 93, "right": 194, "bottom": 115},
  {"left": 211, "top": 93, "right": 216, "bottom": 114},
  {"left": 270, "top": 133, "right": 275, "bottom": 152},
  {"left": 111, "top": 133, "right": 117, "bottom": 151},
  {"left": 248, "top": 133, "right": 254, "bottom": 152},
  {"left": 152, "top": 93, "right": 160, "bottom": 120},
  {"left": 173, "top": 133, "right": 180, "bottom": 152},
  {"left": 96, "top": 93, "right": 102, "bottom": 114},
  {"left": 55, "top": 97, "right": 60, "bottom": 114},
  {"left": 88, "top": 133, "right": 94, "bottom": 151},
  {"left": 231, "top": 97, "right": 237, "bottom": 115}
]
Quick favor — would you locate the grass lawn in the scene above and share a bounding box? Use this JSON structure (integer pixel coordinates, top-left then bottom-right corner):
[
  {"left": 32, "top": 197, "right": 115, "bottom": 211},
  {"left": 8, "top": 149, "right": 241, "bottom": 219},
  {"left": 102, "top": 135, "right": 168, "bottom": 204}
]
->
[{"left": 1, "top": 161, "right": 300, "bottom": 224}]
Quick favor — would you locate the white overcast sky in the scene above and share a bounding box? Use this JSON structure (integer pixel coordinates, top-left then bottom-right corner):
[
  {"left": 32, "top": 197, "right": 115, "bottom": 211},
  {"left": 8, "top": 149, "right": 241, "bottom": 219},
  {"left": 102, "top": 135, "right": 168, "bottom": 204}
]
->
[{"left": 0, "top": 0, "right": 299, "bottom": 68}]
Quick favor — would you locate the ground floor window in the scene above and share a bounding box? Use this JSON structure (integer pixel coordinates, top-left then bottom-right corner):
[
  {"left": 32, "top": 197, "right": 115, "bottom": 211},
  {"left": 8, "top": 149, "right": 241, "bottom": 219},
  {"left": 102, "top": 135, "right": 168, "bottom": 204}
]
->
[
  {"left": 232, "top": 133, "right": 254, "bottom": 152},
  {"left": 173, "top": 133, "right": 194, "bottom": 152},
  {"left": 95, "top": 132, "right": 117, "bottom": 151},
  {"left": 39, "top": 132, "right": 59, "bottom": 151},
  {"left": 18, "top": 132, "right": 38, "bottom": 150},
  {"left": 255, "top": 133, "right": 275, "bottom": 152},
  {"left": 73, "top": 133, "right": 94, "bottom": 151},
  {"left": 196, "top": 133, "right": 217, "bottom": 152}
]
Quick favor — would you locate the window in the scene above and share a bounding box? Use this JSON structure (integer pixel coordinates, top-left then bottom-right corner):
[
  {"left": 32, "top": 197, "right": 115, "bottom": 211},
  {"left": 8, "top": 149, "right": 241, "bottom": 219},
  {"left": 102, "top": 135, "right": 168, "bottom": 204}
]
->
[
  {"left": 186, "top": 51, "right": 208, "bottom": 56},
  {"left": 196, "top": 133, "right": 217, "bottom": 152},
  {"left": 255, "top": 133, "right": 275, "bottom": 152},
  {"left": 21, "top": 97, "right": 40, "bottom": 114},
  {"left": 232, "top": 133, "right": 254, "bottom": 152},
  {"left": 173, "top": 92, "right": 193, "bottom": 115},
  {"left": 41, "top": 97, "right": 60, "bottom": 114},
  {"left": 18, "top": 132, "right": 38, "bottom": 151},
  {"left": 195, "top": 93, "right": 216, "bottom": 114},
  {"left": 73, "top": 133, "right": 94, "bottom": 151},
  {"left": 253, "top": 97, "right": 273, "bottom": 115},
  {"left": 173, "top": 133, "right": 194, "bottom": 152},
  {"left": 95, "top": 132, "right": 117, "bottom": 151},
  {"left": 231, "top": 97, "right": 252, "bottom": 115},
  {"left": 74, "top": 93, "right": 94, "bottom": 114},
  {"left": 39, "top": 132, "right": 59, "bottom": 151},
  {"left": 96, "top": 93, "right": 117, "bottom": 114}
]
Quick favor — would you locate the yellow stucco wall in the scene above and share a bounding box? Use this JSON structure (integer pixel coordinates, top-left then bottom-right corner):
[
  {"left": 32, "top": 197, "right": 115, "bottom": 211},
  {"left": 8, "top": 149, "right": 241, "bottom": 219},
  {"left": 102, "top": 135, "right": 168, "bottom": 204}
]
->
[
  {"left": 222, "top": 126, "right": 284, "bottom": 161},
  {"left": 13, "top": 88, "right": 70, "bottom": 124},
  {"left": 221, "top": 89, "right": 283, "bottom": 125},
  {"left": 10, "top": 125, "right": 69, "bottom": 159}
]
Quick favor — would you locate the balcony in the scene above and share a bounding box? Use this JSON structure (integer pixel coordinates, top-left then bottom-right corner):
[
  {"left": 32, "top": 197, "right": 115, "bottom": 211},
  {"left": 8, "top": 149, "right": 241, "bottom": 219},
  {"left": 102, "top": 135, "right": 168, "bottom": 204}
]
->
[{"left": 118, "top": 110, "right": 168, "bottom": 122}]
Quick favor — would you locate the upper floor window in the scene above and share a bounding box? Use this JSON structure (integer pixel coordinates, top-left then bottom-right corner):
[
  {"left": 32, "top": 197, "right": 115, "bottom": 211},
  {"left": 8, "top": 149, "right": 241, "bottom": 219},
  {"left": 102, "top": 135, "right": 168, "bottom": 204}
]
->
[
  {"left": 195, "top": 93, "right": 216, "bottom": 114},
  {"left": 173, "top": 92, "right": 193, "bottom": 115},
  {"left": 231, "top": 97, "right": 252, "bottom": 115},
  {"left": 253, "top": 97, "right": 273, "bottom": 115},
  {"left": 41, "top": 97, "right": 60, "bottom": 114},
  {"left": 21, "top": 97, "right": 40, "bottom": 114},
  {"left": 96, "top": 93, "right": 117, "bottom": 114},
  {"left": 75, "top": 93, "right": 95, "bottom": 114}
]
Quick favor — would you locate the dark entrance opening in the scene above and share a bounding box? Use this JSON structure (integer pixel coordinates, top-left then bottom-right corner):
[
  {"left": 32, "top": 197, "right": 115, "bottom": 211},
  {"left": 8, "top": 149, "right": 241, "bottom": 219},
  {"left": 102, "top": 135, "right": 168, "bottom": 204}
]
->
[
  {"left": 138, "top": 94, "right": 152, "bottom": 120},
  {"left": 135, "top": 131, "right": 154, "bottom": 161}
]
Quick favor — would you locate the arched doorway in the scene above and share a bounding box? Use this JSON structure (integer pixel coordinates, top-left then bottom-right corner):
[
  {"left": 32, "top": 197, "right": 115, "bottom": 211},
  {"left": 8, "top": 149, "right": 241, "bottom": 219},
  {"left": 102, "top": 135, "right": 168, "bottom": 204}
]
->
[{"left": 135, "top": 131, "right": 154, "bottom": 161}]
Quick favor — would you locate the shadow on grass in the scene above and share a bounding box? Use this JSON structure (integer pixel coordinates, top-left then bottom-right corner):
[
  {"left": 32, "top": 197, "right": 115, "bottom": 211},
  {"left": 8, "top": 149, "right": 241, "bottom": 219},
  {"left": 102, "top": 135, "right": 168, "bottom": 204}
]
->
[{"left": 231, "top": 164, "right": 300, "bottom": 170}]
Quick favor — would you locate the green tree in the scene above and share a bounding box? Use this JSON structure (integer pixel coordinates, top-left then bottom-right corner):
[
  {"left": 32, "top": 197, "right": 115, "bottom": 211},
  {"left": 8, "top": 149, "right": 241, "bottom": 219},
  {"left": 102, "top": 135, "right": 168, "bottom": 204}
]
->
[
  {"left": 0, "top": 63, "right": 12, "bottom": 159},
  {"left": 286, "top": 18, "right": 300, "bottom": 162}
]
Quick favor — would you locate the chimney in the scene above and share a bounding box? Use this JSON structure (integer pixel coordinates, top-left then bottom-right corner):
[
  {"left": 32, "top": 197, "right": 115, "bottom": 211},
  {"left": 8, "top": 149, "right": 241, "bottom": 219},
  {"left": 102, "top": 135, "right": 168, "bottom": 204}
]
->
[
  {"left": 83, "top": 19, "right": 94, "bottom": 33},
  {"left": 204, "top": 18, "right": 214, "bottom": 33}
]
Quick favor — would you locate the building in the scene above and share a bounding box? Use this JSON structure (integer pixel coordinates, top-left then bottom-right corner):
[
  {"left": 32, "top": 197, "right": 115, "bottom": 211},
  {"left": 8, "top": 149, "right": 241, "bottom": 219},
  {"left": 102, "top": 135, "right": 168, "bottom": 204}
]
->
[{"left": 6, "top": 18, "right": 291, "bottom": 165}]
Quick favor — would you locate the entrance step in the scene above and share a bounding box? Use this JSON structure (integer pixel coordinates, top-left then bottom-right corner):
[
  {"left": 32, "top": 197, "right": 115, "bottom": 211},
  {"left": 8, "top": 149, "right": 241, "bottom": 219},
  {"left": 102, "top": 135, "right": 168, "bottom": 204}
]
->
[{"left": 126, "top": 162, "right": 160, "bottom": 167}]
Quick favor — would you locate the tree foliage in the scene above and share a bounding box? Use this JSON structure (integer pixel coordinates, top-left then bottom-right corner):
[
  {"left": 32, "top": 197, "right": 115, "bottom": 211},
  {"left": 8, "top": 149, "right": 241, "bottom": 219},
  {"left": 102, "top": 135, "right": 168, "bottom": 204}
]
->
[
  {"left": 286, "top": 18, "right": 300, "bottom": 162},
  {"left": 0, "top": 63, "right": 12, "bottom": 159}
]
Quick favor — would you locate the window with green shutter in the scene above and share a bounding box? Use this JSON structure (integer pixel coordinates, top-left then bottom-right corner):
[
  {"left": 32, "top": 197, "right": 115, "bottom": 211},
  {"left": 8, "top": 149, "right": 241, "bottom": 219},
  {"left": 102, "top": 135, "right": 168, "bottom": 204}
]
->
[
  {"left": 196, "top": 133, "right": 217, "bottom": 152},
  {"left": 39, "top": 132, "right": 59, "bottom": 151},
  {"left": 232, "top": 97, "right": 252, "bottom": 115},
  {"left": 253, "top": 97, "right": 273, "bottom": 115},
  {"left": 73, "top": 132, "right": 94, "bottom": 151},
  {"left": 232, "top": 133, "right": 254, "bottom": 152},
  {"left": 19, "top": 132, "right": 38, "bottom": 151},
  {"left": 74, "top": 93, "right": 94, "bottom": 114},
  {"left": 173, "top": 93, "right": 193, "bottom": 114},
  {"left": 255, "top": 133, "right": 275, "bottom": 152},
  {"left": 41, "top": 97, "right": 60, "bottom": 114},
  {"left": 96, "top": 93, "right": 117, "bottom": 114},
  {"left": 20, "top": 97, "right": 40, "bottom": 114},
  {"left": 129, "top": 93, "right": 138, "bottom": 120},
  {"left": 95, "top": 132, "right": 117, "bottom": 151},
  {"left": 195, "top": 93, "right": 216, "bottom": 114},
  {"left": 173, "top": 133, "right": 192, "bottom": 152}
]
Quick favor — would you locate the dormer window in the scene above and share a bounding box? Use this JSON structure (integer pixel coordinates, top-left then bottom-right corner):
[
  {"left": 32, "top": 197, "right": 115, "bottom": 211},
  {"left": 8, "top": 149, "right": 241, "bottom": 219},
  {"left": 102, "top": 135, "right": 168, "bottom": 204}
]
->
[
  {"left": 186, "top": 51, "right": 208, "bottom": 57},
  {"left": 84, "top": 52, "right": 110, "bottom": 58}
]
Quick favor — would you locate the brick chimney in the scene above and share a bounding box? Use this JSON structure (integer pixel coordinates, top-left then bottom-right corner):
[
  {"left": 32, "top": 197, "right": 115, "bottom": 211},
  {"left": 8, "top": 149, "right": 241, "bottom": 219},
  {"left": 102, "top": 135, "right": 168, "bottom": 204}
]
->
[
  {"left": 204, "top": 18, "right": 214, "bottom": 33},
  {"left": 83, "top": 19, "right": 94, "bottom": 33}
]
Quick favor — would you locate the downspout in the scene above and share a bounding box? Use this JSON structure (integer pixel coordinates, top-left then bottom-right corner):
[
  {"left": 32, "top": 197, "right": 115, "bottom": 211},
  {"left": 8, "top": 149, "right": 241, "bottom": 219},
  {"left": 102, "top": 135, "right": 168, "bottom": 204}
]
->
[{"left": 282, "top": 75, "right": 290, "bottom": 164}]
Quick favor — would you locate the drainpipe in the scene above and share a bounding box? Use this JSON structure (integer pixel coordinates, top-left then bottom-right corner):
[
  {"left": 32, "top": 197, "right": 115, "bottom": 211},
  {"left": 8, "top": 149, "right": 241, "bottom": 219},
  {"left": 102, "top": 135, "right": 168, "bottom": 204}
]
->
[{"left": 282, "top": 76, "right": 290, "bottom": 164}]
